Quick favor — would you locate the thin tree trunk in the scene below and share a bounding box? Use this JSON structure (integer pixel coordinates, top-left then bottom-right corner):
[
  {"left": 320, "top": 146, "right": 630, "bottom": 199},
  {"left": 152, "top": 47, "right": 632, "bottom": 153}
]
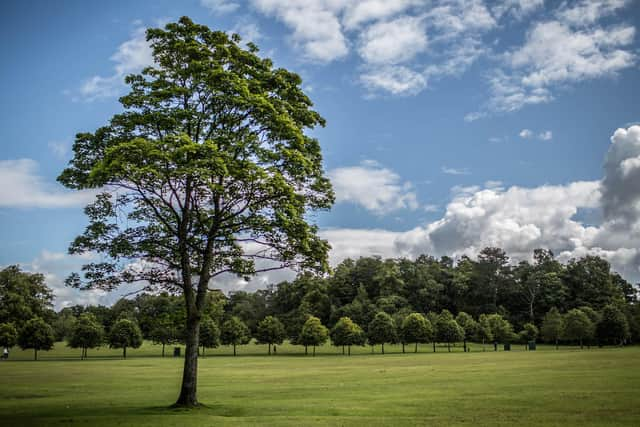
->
[
  {"left": 342, "top": 345, "right": 345, "bottom": 355},
  {"left": 268, "top": 343, "right": 271, "bottom": 355},
  {"left": 174, "top": 314, "right": 200, "bottom": 407},
  {"left": 123, "top": 346, "right": 127, "bottom": 359},
  {"left": 34, "top": 349, "right": 37, "bottom": 361},
  {"left": 433, "top": 342, "right": 436, "bottom": 353},
  {"left": 162, "top": 343, "right": 165, "bottom": 358},
  {"left": 463, "top": 339, "right": 467, "bottom": 353},
  {"left": 415, "top": 342, "right": 418, "bottom": 353},
  {"left": 382, "top": 343, "right": 385, "bottom": 354},
  {"left": 580, "top": 338, "right": 583, "bottom": 349},
  {"left": 202, "top": 346, "right": 205, "bottom": 358},
  {"left": 448, "top": 342, "right": 451, "bottom": 352},
  {"left": 233, "top": 344, "right": 236, "bottom": 356},
  {"left": 305, "top": 345, "right": 308, "bottom": 355},
  {"left": 402, "top": 343, "right": 405, "bottom": 353},
  {"left": 313, "top": 345, "right": 316, "bottom": 356}
]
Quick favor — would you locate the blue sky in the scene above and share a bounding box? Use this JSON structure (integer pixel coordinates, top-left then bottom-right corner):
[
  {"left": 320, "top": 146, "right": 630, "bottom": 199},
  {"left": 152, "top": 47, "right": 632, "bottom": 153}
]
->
[{"left": 1, "top": 0, "right": 640, "bottom": 307}]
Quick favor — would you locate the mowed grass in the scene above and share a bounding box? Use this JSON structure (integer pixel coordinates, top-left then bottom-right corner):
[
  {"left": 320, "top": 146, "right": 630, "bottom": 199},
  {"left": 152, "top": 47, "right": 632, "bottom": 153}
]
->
[{"left": 1, "top": 342, "right": 639, "bottom": 426}]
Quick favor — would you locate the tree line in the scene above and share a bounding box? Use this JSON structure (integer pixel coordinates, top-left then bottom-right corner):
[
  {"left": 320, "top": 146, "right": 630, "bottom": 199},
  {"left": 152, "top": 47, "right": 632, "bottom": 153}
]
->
[{"left": 1, "top": 246, "right": 637, "bottom": 359}]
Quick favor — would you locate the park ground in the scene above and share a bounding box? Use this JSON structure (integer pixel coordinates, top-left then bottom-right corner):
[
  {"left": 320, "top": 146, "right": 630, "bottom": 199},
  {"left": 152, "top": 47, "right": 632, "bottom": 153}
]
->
[{"left": 1, "top": 342, "right": 639, "bottom": 426}]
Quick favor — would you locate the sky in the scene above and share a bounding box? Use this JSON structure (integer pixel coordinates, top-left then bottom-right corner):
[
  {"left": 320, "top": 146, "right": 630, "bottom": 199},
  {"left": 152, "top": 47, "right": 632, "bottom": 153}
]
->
[{"left": 1, "top": 0, "right": 640, "bottom": 308}]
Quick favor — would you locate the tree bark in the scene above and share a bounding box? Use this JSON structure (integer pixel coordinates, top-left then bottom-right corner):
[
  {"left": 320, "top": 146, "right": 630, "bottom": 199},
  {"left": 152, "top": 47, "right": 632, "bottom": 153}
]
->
[
  {"left": 305, "top": 345, "right": 308, "bottom": 355},
  {"left": 233, "top": 344, "right": 237, "bottom": 356},
  {"left": 34, "top": 349, "right": 37, "bottom": 361},
  {"left": 381, "top": 343, "right": 385, "bottom": 355},
  {"left": 448, "top": 342, "right": 451, "bottom": 352},
  {"left": 174, "top": 314, "right": 200, "bottom": 407},
  {"left": 415, "top": 342, "right": 418, "bottom": 353},
  {"left": 402, "top": 343, "right": 405, "bottom": 354},
  {"left": 162, "top": 343, "right": 165, "bottom": 358},
  {"left": 433, "top": 342, "right": 436, "bottom": 353},
  {"left": 463, "top": 339, "right": 467, "bottom": 353},
  {"left": 268, "top": 343, "right": 271, "bottom": 355}
]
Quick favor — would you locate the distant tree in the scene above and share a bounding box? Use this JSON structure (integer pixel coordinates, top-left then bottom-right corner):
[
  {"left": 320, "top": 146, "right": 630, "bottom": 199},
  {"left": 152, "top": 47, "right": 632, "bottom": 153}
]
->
[
  {"left": 255, "top": 316, "right": 286, "bottom": 355},
  {"left": 455, "top": 311, "right": 478, "bottom": 352},
  {"left": 401, "top": 313, "right": 433, "bottom": 353},
  {"left": 436, "top": 310, "right": 464, "bottom": 352},
  {"left": 52, "top": 311, "right": 77, "bottom": 342},
  {"left": 476, "top": 314, "right": 494, "bottom": 351},
  {"left": 149, "top": 316, "right": 179, "bottom": 357},
  {"left": 68, "top": 313, "right": 104, "bottom": 359},
  {"left": 221, "top": 316, "right": 251, "bottom": 356},
  {"left": 541, "top": 307, "right": 564, "bottom": 349},
  {"left": 596, "top": 304, "right": 630, "bottom": 346},
  {"left": 0, "top": 323, "right": 18, "bottom": 353},
  {"left": 518, "top": 322, "right": 539, "bottom": 345},
  {"left": 330, "top": 316, "right": 365, "bottom": 355},
  {"left": 481, "top": 313, "right": 515, "bottom": 350},
  {"left": 199, "top": 317, "right": 220, "bottom": 357},
  {"left": 300, "top": 316, "right": 329, "bottom": 356},
  {"left": 109, "top": 318, "right": 143, "bottom": 359},
  {"left": 0, "top": 266, "right": 54, "bottom": 325},
  {"left": 17, "top": 317, "right": 55, "bottom": 360},
  {"left": 562, "top": 309, "right": 593, "bottom": 349},
  {"left": 367, "top": 312, "right": 396, "bottom": 354}
]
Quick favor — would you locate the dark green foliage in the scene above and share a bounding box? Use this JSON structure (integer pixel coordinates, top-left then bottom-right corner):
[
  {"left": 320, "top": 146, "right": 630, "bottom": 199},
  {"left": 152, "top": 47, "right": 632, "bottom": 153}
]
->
[
  {"left": 199, "top": 317, "right": 220, "bottom": 357},
  {"left": 17, "top": 317, "right": 55, "bottom": 360},
  {"left": 367, "top": 312, "right": 396, "bottom": 354},
  {"left": 436, "top": 310, "right": 464, "bottom": 352},
  {"left": 255, "top": 316, "right": 286, "bottom": 355},
  {"left": 329, "top": 316, "right": 365, "bottom": 355},
  {"left": 456, "top": 311, "right": 478, "bottom": 351},
  {"left": 597, "top": 304, "right": 630, "bottom": 345},
  {"left": 0, "top": 266, "right": 54, "bottom": 325},
  {"left": 68, "top": 313, "right": 104, "bottom": 359},
  {"left": 400, "top": 313, "right": 433, "bottom": 353},
  {"left": 518, "top": 323, "right": 539, "bottom": 344},
  {"left": 109, "top": 319, "right": 143, "bottom": 359},
  {"left": 221, "top": 316, "right": 251, "bottom": 356},
  {"left": 0, "top": 322, "right": 18, "bottom": 350}
]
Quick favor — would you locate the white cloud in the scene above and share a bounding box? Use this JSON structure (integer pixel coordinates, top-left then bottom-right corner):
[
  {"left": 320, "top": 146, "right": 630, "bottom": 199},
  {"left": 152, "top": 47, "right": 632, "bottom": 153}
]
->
[
  {"left": 519, "top": 129, "right": 533, "bottom": 139},
  {"left": 358, "top": 16, "right": 427, "bottom": 65},
  {"left": 342, "top": 0, "right": 420, "bottom": 29},
  {"left": 201, "top": 0, "right": 240, "bottom": 14},
  {"left": 492, "top": 0, "right": 544, "bottom": 19},
  {"left": 557, "top": 0, "right": 629, "bottom": 26},
  {"left": 48, "top": 141, "right": 68, "bottom": 159},
  {"left": 539, "top": 130, "right": 553, "bottom": 141},
  {"left": 360, "top": 65, "right": 427, "bottom": 96},
  {"left": 78, "top": 26, "right": 153, "bottom": 101},
  {"left": 251, "top": 0, "right": 349, "bottom": 63},
  {"left": 0, "top": 159, "right": 97, "bottom": 208},
  {"left": 231, "top": 21, "right": 262, "bottom": 43},
  {"left": 328, "top": 160, "right": 419, "bottom": 214},
  {"left": 442, "top": 166, "right": 470, "bottom": 175}
]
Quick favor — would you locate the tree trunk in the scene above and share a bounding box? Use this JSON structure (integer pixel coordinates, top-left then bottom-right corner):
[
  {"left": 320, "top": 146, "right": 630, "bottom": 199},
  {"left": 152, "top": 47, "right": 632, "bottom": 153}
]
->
[
  {"left": 494, "top": 342, "right": 497, "bottom": 352},
  {"left": 555, "top": 338, "right": 558, "bottom": 350},
  {"left": 34, "top": 349, "right": 37, "bottom": 361},
  {"left": 482, "top": 338, "right": 485, "bottom": 352},
  {"left": 580, "top": 338, "right": 583, "bottom": 349},
  {"left": 305, "top": 345, "right": 308, "bottom": 355},
  {"left": 342, "top": 345, "right": 345, "bottom": 355},
  {"left": 202, "top": 346, "right": 205, "bottom": 358},
  {"left": 448, "top": 342, "right": 451, "bottom": 352},
  {"left": 233, "top": 344, "right": 237, "bottom": 356},
  {"left": 402, "top": 343, "right": 405, "bottom": 353},
  {"left": 162, "top": 343, "right": 165, "bottom": 358},
  {"left": 123, "top": 346, "right": 127, "bottom": 359},
  {"left": 433, "top": 342, "right": 436, "bottom": 353},
  {"left": 382, "top": 343, "right": 385, "bottom": 355},
  {"left": 415, "top": 342, "right": 418, "bottom": 353},
  {"left": 463, "top": 339, "right": 467, "bottom": 353},
  {"left": 174, "top": 314, "right": 200, "bottom": 407},
  {"left": 268, "top": 343, "right": 271, "bottom": 355},
  {"left": 313, "top": 345, "right": 316, "bottom": 356}
]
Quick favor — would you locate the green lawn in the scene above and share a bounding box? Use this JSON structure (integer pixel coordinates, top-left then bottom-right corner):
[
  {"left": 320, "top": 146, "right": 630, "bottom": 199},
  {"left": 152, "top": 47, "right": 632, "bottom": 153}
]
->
[{"left": 1, "top": 342, "right": 639, "bottom": 426}]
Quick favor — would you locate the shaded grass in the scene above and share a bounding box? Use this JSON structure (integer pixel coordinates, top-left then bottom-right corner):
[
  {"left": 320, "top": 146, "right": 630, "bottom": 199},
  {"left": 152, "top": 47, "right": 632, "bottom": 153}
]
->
[{"left": 1, "top": 344, "right": 639, "bottom": 426}]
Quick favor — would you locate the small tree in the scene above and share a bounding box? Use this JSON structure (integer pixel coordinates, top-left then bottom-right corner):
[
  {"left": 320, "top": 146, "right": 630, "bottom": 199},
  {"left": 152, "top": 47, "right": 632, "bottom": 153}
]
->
[
  {"left": 0, "top": 323, "right": 18, "bottom": 356},
  {"left": 221, "top": 316, "right": 251, "bottom": 356},
  {"left": 436, "top": 310, "right": 464, "bottom": 352},
  {"left": 300, "top": 316, "right": 328, "bottom": 356},
  {"left": 476, "top": 314, "right": 493, "bottom": 351},
  {"left": 18, "top": 317, "right": 55, "bottom": 360},
  {"left": 68, "top": 313, "right": 104, "bottom": 359},
  {"left": 199, "top": 317, "right": 220, "bottom": 357},
  {"left": 518, "top": 322, "right": 539, "bottom": 347},
  {"left": 149, "top": 316, "right": 179, "bottom": 357},
  {"left": 427, "top": 312, "right": 440, "bottom": 352},
  {"left": 541, "top": 307, "right": 564, "bottom": 349},
  {"left": 367, "top": 312, "right": 396, "bottom": 354},
  {"left": 597, "top": 304, "right": 630, "bottom": 346},
  {"left": 455, "top": 312, "right": 478, "bottom": 352},
  {"left": 563, "top": 309, "right": 593, "bottom": 349},
  {"left": 256, "top": 316, "right": 286, "bottom": 355},
  {"left": 109, "top": 318, "right": 143, "bottom": 359},
  {"left": 401, "top": 313, "right": 433, "bottom": 353},
  {"left": 330, "top": 316, "right": 365, "bottom": 355},
  {"left": 484, "top": 314, "right": 515, "bottom": 350}
]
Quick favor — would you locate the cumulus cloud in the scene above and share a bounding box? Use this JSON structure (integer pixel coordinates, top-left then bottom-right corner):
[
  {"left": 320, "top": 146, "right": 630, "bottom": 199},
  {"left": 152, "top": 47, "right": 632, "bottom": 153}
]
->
[
  {"left": 0, "top": 159, "right": 96, "bottom": 208},
  {"left": 200, "top": 0, "right": 240, "bottom": 14},
  {"left": 358, "top": 16, "right": 427, "bottom": 65},
  {"left": 360, "top": 65, "right": 427, "bottom": 96},
  {"left": 328, "top": 160, "right": 419, "bottom": 214},
  {"left": 519, "top": 129, "right": 533, "bottom": 139},
  {"left": 77, "top": 26, "right": 153, "bottom": 101},
  {"left": 539, "top": 130, "right": 553, "bottom": 141}
]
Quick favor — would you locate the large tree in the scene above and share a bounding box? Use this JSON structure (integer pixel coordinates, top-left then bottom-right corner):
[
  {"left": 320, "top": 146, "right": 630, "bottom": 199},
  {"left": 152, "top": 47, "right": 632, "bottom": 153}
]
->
[
  {"left": 300, "top": 315, "right": 328, "bottom": 356},
  {"left": 221, "top": 316, "right": 251, "bottom": 356},
  {"left": 68, "top": 313, "right": 105, "bottom": 359},
  {"left": 330, "top": 316, "right": 365, "bottom": 355},
  {"left": 109, "top": 318, "right": 143, "bottom": 359},
  {"left": 367, "top": 312, "right": 396, "bottom": 354},
  {"left": 58, "top": 17, "right": 333, "bottom": 406},
  {"left": 0, "top": 266, "right": 54, "bottom": 325},
  {"left": 400, "top": 312, "right": 433, "bottom": 353},
  {"left": 17, "top": 317, "right": 55, "bottom": 361},
  {"left": 255, "top": 316, "right": 286, "bottom": 355}
]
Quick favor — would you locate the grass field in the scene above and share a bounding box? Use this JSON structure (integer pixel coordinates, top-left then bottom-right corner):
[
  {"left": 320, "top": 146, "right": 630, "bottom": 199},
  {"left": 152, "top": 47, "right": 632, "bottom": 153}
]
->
[{"left": 1, "top": 342, "right": 639, "bottom": 426}]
